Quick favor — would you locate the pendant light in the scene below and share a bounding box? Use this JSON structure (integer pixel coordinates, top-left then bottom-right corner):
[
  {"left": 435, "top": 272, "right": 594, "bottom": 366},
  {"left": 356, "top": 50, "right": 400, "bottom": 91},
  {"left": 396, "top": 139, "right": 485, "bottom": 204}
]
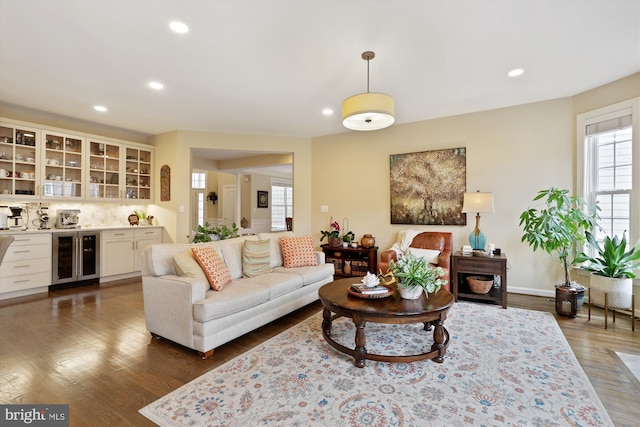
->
[{"left": 342, "top": 51, "right": 395, "bottom": 131}]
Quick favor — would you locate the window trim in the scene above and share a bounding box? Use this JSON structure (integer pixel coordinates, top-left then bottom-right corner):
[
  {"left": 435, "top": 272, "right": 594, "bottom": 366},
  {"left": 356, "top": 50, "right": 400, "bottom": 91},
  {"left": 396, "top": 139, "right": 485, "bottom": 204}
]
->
[{"left": 576, "top": 97, "right": 640, "bottom": 247}]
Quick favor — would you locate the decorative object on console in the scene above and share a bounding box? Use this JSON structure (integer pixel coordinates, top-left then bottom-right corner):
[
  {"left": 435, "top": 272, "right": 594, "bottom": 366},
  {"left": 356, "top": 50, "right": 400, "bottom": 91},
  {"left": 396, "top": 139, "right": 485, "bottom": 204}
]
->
[
  {"left": 360, "top": 233, "right": 375, "bottom": 248},
  {"left": 461, "top": 190, "right": 495, "bottom": 251},
  {"left": 320, "top": 219, "right": 341, "bottom": 247},
  {"left": 342, "top": 51, "right": 395, "bottom": 131},
  {"left": 390, "top": 148, "right": 466, "bottom": 225}
]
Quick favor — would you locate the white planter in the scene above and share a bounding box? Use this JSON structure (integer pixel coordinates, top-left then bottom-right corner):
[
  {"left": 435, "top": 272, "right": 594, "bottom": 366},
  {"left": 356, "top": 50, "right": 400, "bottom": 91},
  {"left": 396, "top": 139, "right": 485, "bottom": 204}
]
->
[
  {"left": 398, "top": 285, "right": 424, "bottom": 300},
  {"left": 589, "top": 274, "right": 633, "bottom": 309}
]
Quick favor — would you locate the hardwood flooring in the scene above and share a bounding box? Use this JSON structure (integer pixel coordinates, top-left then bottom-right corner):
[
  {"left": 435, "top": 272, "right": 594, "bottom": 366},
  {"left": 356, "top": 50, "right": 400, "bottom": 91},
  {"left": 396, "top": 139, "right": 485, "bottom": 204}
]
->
[{"left": 0, "top": 279, "right": 638, "bottom": 426}]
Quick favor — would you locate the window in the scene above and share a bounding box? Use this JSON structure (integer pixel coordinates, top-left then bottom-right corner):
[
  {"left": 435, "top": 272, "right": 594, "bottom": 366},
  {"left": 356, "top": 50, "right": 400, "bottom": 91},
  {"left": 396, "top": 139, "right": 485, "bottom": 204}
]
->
[
  {"left": 271, "top": 179, "right": 292, "bottom": 231},
  {"left": 192, "top": 172, "right": 206, "bottom": 227},
  {"left": 577, "top": 98, "right": 639, "bottom": 251}
]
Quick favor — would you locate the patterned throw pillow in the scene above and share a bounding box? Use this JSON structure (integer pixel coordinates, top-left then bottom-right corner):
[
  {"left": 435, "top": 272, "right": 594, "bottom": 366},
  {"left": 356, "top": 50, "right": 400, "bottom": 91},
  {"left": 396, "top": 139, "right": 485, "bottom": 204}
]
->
[
  {"left": 243, "top": 239, "right": 272, "bottom": 277},
  {"left": 280, "top": 235, "right": 318, "bottom": 268},
  {"left": 191, "top": 246, "right": 233, "bottom": 291}
]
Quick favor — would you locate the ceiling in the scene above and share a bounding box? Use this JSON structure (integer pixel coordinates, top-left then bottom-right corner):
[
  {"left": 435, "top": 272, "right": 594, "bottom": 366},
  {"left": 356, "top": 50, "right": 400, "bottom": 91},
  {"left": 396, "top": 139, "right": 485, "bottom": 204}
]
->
[{"left": 0, "top": 0, "right": 639, "bottom": 141}]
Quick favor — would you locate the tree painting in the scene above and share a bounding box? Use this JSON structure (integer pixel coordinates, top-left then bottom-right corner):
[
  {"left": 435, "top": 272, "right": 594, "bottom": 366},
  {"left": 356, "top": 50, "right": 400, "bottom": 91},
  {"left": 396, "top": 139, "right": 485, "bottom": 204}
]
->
[{"left": 390, "top": 148, "right": 466, "bottom": 225}]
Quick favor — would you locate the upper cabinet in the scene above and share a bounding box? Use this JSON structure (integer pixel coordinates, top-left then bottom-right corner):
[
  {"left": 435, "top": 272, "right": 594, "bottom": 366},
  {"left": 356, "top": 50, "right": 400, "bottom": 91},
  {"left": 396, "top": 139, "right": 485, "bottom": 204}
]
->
[
  {"left": 42, "top": 131, "right": 84, "bottom": 199},
  {"left": 0, "top": 119, "right": 154, "bottom": 202},
  {"left": 87, "top": 139, "right": 122, "bottom": 200},
  {"left": 0, "top": 123, "right": 39, "bottom": 198},
  {"left": 125, "top": 147, "right": 152, "bottom": 201}
]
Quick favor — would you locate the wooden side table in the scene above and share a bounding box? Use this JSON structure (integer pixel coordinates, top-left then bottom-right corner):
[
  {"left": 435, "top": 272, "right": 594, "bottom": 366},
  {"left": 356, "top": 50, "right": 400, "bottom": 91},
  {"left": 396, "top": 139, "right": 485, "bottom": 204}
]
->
[{"left": 451, "top": 252, "right": 507, "bottom": 308}]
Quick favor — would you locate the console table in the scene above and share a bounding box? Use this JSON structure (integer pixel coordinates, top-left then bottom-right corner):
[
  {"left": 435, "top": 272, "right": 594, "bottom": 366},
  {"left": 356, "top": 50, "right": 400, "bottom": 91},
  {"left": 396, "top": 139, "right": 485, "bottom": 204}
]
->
[
  {"left": 451, "top": 252, "right": 508, "bottom": 308},
  {"left": 321, "top": 244, "right": 377, "bottom": 278}
]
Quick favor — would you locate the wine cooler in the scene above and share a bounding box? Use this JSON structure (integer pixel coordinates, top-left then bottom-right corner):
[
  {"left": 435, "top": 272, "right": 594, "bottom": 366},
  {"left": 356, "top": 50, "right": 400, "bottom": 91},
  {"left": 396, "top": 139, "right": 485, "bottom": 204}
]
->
[{"left": 52, "top": 231, "right": 100, "bottom": 285}]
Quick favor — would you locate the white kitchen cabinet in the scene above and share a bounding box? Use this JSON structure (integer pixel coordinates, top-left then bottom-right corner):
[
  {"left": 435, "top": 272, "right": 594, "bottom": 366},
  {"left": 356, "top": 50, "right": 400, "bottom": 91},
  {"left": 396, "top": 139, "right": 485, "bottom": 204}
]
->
[
  {"left": 41, "top": 130, "right": 85, "bottom": 199},
  {"left": 101, "top": 227, "right": 162, "bottom": 277},
  {"left": 0, "top": 232, "right": 52, "bottom": 298},
  {"left": 0, "top": 122, "right": 40, "bottom": 199},
  {"left": 87, "top": 139, "right": 123, "bottom": 200},
  {"left": 134, "top": 227, "right": 162, "bottom": 270}
]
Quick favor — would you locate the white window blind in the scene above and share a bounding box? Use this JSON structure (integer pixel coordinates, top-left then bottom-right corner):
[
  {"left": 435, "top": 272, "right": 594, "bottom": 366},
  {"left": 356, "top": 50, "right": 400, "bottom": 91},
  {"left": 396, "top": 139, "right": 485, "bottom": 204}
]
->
[
  {"left": 271, "top": 180, "right": 292, "bottom": 231},
  {"left": 584, "top": 111, "right": 634, "bottom": 243}
]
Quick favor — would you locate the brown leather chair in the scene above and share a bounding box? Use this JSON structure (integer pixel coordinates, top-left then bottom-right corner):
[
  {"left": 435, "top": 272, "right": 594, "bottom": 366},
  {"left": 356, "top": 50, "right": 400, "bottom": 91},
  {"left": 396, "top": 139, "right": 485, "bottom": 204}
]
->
[{"left": 379, "top": 231, "right": 453, "bottom": 291}]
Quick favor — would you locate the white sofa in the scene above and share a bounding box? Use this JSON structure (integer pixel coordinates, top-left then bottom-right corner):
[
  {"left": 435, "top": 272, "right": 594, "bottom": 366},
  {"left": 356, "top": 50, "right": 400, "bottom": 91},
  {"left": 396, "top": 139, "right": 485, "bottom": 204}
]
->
[{"left": 141, "top": 232, "right": 334, "bottom": 359}]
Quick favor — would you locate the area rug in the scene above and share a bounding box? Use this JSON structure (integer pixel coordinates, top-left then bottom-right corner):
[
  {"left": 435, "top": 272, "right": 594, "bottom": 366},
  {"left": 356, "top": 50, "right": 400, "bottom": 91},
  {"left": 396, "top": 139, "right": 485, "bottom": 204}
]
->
[{"left": 140, "top": 302, "right": 613, "bottom": 426}]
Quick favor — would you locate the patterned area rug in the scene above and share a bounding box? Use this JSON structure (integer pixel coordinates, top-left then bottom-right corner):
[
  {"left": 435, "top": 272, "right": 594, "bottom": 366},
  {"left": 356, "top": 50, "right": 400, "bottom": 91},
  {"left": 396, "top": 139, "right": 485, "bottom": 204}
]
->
[{"left": 140, "top": 302, "right": 612, "bottom": 426}]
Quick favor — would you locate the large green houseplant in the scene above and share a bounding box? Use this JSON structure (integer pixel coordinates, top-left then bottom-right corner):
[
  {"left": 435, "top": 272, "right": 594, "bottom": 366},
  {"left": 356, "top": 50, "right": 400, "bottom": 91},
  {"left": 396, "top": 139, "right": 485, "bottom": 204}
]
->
[
  {"left": 519, "top": 187, "right": 599, "bottom": 287},
  {"left": 192, "top": 222, "right": 239, "bottom": 243}
]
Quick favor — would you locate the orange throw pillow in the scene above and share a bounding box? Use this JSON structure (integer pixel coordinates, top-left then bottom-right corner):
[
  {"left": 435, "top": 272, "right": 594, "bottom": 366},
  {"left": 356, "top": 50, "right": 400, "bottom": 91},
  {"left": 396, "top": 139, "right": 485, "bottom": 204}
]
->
[
  {"left": 280, "top": 235, "right": 318, "bottom": 268},
  {"left": 191, "top": 246, "right": 233, "bottom": 291}
]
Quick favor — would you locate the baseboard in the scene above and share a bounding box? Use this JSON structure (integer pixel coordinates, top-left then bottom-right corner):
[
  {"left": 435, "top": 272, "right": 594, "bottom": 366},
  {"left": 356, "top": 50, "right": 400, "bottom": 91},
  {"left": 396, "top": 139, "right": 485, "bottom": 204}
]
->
[{"left": 508, "top": 286, "right": 555, "bottom": 298}]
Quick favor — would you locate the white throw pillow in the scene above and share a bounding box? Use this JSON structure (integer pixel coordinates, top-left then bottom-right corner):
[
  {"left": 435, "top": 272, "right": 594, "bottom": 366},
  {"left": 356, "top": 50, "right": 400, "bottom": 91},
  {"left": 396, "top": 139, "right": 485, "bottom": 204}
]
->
[{"left": 408, "top": 247, "right": 441, "bottom": 264}]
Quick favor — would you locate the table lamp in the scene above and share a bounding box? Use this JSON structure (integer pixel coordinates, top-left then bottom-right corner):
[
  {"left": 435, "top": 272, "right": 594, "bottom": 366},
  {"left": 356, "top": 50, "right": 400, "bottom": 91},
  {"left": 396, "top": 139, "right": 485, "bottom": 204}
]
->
[{"left": 461, "top": 191, "right": 495, "bottom": 250}]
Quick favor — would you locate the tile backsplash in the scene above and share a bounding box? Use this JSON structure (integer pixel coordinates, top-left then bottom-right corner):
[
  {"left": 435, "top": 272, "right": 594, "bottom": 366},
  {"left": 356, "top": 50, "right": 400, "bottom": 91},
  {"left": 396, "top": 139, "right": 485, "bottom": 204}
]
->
[{"left": 0, "top": 201, "right": 155, "bottom": 229}]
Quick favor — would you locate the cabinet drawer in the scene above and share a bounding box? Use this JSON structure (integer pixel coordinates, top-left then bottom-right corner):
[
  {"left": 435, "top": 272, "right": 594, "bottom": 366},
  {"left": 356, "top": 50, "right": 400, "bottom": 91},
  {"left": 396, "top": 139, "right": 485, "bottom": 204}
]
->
[
  {"left": 8, "top": 233, "right": 51, "bottom": 246},
  {"left": 1, "top": 256, "right": 51, "bottom": 277},
  {"left": 102, "top": 229, "right": 135, "bottom": 240},
  {"left": 456, "top": 257, "right": 503, "bottom": 274},
  {"left": 3, "top": 244, "right": 51, "bottom": 262},
  {"left": 0, "top": 271, "right": 51, "bottom": 293},
  {"left": 134, "top": 227, "right": 162, "bottom": 238}
]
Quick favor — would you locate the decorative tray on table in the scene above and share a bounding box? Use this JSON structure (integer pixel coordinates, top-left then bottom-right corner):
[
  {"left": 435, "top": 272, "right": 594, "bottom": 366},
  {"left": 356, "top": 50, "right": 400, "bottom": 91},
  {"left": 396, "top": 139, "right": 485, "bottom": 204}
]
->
[{"left": 348, "top": 283, "right": 394, "bottom": 299}]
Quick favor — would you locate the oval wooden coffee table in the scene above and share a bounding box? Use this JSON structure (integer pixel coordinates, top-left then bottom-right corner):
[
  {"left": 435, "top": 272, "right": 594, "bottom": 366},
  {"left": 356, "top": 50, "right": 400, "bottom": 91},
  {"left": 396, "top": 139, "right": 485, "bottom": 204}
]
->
[{"left": 318, "top": 277, "right": 454, "bottom": 368}]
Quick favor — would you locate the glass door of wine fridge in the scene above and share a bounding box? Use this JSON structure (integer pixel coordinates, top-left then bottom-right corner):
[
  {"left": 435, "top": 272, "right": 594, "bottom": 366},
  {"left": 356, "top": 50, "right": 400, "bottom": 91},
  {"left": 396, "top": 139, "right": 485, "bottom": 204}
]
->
[{"left": 52, "top": 231, "right": 100, "bottom": 285}]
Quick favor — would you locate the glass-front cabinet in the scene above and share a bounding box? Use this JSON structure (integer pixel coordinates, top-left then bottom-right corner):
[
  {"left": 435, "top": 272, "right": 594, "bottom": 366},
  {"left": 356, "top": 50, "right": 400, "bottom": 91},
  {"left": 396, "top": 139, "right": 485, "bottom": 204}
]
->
[
  {"left": 87, "top": 140, "right": 121, "bottom": 200},
  {"left": 125, "top": 147, "right": 152, "bottom": 200},
  {"left": 0, "top": 119, "right": 153, "bottom": 202},
  {"left": 42, "top": 131, "right": 84, "bottom": 199},
  {"left": 0, "top": 123, "right": 39, "bottom": 198}
]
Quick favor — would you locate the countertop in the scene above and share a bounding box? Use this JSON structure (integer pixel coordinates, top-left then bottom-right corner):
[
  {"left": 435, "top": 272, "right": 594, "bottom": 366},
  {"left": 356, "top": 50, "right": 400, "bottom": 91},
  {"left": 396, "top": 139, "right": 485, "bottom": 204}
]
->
[{"left": 0, "top": 225, "right": 163, "bottom": 234}]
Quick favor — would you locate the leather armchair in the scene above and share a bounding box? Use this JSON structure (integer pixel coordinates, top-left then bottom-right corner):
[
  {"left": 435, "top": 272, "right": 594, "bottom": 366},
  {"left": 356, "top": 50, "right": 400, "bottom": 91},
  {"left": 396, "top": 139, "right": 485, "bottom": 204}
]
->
[{"left": 379, "top": 231, "right": 453, "bottom": 291}]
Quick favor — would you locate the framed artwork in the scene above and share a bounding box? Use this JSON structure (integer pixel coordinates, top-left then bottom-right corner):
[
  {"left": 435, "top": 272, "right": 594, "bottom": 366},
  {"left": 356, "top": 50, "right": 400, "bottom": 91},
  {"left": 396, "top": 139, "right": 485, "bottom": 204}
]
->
[
  {"left": 257, "top": 190, "right": 268, "bottom": 208},
  {"left": 390, "top": 147, "right": 466, "bottom": 225},
  {"left": 160, "top": 165, "right": 170, "bottom": 201}
]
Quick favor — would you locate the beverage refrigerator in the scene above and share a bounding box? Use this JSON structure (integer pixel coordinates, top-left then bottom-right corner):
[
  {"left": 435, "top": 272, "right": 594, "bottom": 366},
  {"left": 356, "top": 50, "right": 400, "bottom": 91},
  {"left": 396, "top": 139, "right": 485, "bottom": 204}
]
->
[{"left": 51, "top": 231, "right": 100, "bottom": 286}]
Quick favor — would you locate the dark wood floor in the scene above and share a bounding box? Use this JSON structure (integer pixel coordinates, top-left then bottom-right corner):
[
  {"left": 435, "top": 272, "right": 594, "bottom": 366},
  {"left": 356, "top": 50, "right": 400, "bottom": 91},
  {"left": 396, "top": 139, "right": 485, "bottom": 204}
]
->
[{"left": 0, "top": 278, "right": 638, "bottom": 426}]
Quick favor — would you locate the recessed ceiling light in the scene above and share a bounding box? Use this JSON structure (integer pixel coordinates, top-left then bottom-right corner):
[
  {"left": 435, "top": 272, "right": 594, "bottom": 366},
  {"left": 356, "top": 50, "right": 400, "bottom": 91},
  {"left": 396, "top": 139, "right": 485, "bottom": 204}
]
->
[
  {"left": 507, "top": 68, "right": 524, "bottom": 77},
  {"left": 148, "top": 81, "right": 164, "bottom": 90},
  {"left": 169, "top": 21, "right": 189, "bottom": 34},
  {"left": 322, "top": 108, "right": 334, "bottom": 116},
  {"left": 94, "top": 105, "right": 108, "bottom": 112}
]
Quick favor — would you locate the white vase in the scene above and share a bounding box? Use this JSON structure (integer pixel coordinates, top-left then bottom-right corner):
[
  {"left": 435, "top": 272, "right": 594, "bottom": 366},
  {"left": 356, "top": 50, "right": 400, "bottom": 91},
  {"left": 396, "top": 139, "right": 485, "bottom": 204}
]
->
[
  {"left": 589, "top": 274, "right": 633, "bottom": 309},
  {"left": 398, "top": 285, "right": 424, "bottom": 300}
]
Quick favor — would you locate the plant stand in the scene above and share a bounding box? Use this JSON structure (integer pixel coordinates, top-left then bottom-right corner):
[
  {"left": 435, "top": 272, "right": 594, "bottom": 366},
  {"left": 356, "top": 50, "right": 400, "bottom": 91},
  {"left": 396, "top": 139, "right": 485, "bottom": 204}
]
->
[{"left": 587, "top": 288, "right": 636, "bottom": 331}]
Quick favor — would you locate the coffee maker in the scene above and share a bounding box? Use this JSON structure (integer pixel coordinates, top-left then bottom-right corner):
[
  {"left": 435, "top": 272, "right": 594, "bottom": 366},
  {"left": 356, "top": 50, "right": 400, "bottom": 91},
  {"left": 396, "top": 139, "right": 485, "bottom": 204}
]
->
[{"left": 8, "top": 206, "right": 23, "bottom": 229}]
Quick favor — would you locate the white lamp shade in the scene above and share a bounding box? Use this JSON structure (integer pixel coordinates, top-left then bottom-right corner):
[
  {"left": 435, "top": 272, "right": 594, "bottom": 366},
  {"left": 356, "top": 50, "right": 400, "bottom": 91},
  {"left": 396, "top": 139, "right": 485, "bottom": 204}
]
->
[
  {"left": 342, "top": 92, "right": 395, "bottom": 131},
  {"left": 461, "top": 192, "right": 495, "bottom": 213}
]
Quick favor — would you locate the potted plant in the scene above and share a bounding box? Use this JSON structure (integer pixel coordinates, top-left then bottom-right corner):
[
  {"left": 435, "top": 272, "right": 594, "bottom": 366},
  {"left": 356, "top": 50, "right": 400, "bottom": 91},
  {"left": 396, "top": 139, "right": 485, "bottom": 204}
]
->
[
  {"left": 519, "top": 188, "right": 599, "bottom": 289},
  {"left": 575, "top": 231, "right": 640, "bottom": 309},
  {"left": 320, "top": 220, "right": 341, "bottom": 246},
  {"left": 134, "top": 210, "right": 147, "bottom": 226},
  {"left": 342, "top": 231, "right": 355, "bottom": 248},
  {"left": 387, "top": 252, "right": 446, "bottom": 299},
  {"left": 192, "top": 222, "right": 239, "bottom": 243}
]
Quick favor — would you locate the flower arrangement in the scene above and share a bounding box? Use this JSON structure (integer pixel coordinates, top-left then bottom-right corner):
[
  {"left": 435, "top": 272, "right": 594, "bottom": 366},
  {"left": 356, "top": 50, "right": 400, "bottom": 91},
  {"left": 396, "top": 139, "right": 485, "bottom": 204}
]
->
[
  {"left": 388, "top": 252, "right": 447, "bottom": 294},
  {"left": 320, "top": 220, "right": 341, "bottom": 241}
]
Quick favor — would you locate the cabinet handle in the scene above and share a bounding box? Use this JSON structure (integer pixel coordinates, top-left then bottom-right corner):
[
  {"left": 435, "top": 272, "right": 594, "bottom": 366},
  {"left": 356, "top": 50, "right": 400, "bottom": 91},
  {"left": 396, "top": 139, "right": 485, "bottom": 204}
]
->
[
  {"left": 13, "top": 264, "right": 30, "bottom": 268},
  {"left": 13, "top": 279, "right": 30, "bottom": 283},
  {"left": 13, "top": 250, "right": 31, "bottom": 253},
  {"left": 113, "top": 233, "right": 126, "bottom": 236},
  {"left": 14, "top": 238, "right": 31, "bottom": 242}
]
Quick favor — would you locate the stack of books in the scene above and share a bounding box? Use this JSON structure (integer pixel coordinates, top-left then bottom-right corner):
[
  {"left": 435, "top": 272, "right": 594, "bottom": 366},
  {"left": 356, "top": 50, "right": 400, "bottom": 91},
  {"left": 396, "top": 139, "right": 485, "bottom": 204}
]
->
[{"left": 350, "top": 283, "right": 389, "bottom": 295}]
